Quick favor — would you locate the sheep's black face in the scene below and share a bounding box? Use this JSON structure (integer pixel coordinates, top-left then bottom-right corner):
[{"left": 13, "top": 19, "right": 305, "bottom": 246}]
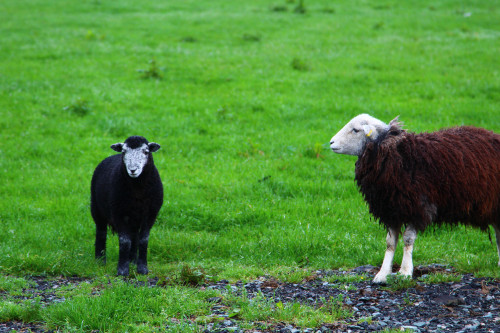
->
[{"left": 111, "top": 137, "right": 160, "bottom": 178}]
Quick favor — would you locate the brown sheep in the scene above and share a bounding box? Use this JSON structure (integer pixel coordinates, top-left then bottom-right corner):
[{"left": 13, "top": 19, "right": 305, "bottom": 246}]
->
[{"left": 330, "top": 114, "right": 500, "bottom": 283}]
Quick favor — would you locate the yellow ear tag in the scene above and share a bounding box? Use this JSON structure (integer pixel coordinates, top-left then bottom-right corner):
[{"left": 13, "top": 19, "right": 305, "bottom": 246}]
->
[{"left": 366, "top": 129, "right": 373, "bottom": 137}]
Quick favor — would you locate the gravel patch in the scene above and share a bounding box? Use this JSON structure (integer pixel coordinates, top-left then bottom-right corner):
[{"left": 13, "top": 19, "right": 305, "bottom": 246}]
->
[{"left": 203, "top": 265, "right": 500, "bottom": 332}]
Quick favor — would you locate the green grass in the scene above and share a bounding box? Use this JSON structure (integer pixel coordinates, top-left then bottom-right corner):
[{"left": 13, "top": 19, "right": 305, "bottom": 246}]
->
[
  {"left": 0, "top": 299, "right": 43, "bottom": 323},
  {"left": 1, "top": 0, "right": 499, "bottom": 330},
  {"left": 43, "top": 279, "right": 217, "bottom": 332},
  {"left": 223, "top": 289, "right": 352, "bottom": 328}
]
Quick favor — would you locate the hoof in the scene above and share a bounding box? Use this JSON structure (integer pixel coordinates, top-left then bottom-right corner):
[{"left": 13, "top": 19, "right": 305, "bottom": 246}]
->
[
  {"left": 137, "top": 265, "right": 149, "bottom": 275},
  {"left": 373, "top": 276, "right": 387, "bottom": 284},
  {"left": 117, "top": 266, "right": 130, "bottom": 276},
  {"left": 373, "top": 271, "right": 389, "bottom": 284}
]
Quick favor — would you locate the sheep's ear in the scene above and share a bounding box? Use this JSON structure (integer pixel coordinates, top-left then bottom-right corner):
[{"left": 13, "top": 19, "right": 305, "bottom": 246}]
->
[
  {"left": 148, "top": 142, "right": 160, "bottom": 152},
  {"left": 111, "top": 143, "right": 124, "bottom": 152},
  {"left": 362, "top": 124, "right": 375, "bottom": 138},
  {"left": 389, "top": 116, "right": 400, "bottom": 126}
]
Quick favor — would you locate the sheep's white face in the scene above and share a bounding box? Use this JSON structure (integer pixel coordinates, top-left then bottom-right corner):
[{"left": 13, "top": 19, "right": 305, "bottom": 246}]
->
[
  {"left": 111, "top": 142, "right": 160, "bottom": 178},
  {"left": 121, "top": 143, "right": 150, "bottom": 178},
  {"left": 330, "top": 114, "right": 389, "bottom": 156}
]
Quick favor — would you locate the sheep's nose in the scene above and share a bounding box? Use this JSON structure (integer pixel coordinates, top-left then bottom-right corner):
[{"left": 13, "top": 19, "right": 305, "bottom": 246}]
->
[
  {"left": 330, "top": 140, "right": 334, "bottom": 145},
  {"left": 130, "top": 169, "right": 137, "bottom": 174}
]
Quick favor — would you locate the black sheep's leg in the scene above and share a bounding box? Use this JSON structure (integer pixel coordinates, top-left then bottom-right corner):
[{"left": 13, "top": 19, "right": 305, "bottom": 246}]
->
[
  {"left": 137, "top": 228, "right": 151, "bottom": 275},
  {"left": 95, "top": 223, "right": 107, "bottom": 264},
  {"left": 117, "top": 233, "right": 132, "bottom": 276},
  {"left": 129, "top": 232, "right": 139, "bottom": 265}
]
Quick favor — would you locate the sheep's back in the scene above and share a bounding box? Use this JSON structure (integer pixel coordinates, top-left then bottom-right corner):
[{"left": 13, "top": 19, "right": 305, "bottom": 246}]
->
[
  {"left": 90, "top": 155, "right": 124, "bottom": 222},
  {"left": 355, "top": 126, "right": 500, "bottom": 231}
]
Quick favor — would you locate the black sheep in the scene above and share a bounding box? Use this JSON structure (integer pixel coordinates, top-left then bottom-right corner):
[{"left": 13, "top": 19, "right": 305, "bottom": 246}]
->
[
  {"left": 90, "top": 136, "right": 163, "bottom": 276},
  {"left": 330, "top": 114, "right": 500, "bottom": 283}
]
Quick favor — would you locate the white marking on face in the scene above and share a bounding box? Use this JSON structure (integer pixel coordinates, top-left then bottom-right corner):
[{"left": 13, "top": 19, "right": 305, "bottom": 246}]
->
[
  {"left": 122, "top": 143, "right": 149, "bottom": 178},
  {"left": 330, "top": 114, "right": 389, "bottom": 156}
]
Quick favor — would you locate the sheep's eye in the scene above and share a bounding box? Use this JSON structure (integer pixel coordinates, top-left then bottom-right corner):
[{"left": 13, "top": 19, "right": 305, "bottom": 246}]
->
[{"left": 352, "top": 128, "right": 360, "bottom": 133}]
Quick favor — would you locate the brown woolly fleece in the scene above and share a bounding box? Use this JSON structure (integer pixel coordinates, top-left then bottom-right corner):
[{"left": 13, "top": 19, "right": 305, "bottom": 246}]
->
[{"left": 355, "top": 123, "right": 500, "bottom": 232}]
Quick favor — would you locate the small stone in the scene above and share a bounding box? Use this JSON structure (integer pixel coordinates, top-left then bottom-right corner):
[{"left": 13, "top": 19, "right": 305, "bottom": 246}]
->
[
  {"left": 207, "top": 297, "right": 222, "bottom": 303},
  {"left": 358, "top": 322, "right": 369, "bottom": 328},
  {"left": 401, "top": 325, "right": 420, "bottom": 332},
  {"left": 413, "top": 321, "right": 427, "bottom": 327},
  {"left": 351, "top": 265, "right": 378, "bottom": 273},
  {"left": 464, "top": 320, "right": 480, "bottom": 330},
  {"left": 433, "top": 295, "right": 465, "bottom": 306}
]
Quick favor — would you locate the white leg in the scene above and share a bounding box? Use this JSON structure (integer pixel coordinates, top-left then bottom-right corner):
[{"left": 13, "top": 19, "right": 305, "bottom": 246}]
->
[
  {"left": 373, "top": 228, "right": 399, "bottom": 283},
  {"left": 494, "top": 225, "right": 500, "bottom": 266},
  {"left": 399, "top": 225, "right": 417, "bottom": 278}
]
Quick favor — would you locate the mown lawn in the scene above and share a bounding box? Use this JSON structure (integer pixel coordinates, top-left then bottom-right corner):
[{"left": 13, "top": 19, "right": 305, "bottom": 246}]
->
[{"left": 0, "top": 0, "right": 499, "bottom": 331}]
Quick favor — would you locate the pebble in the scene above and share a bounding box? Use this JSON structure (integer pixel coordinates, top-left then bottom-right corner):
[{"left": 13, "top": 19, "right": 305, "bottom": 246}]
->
[{"left": 413, "top": 321, "right": 427, "bottom": 327}]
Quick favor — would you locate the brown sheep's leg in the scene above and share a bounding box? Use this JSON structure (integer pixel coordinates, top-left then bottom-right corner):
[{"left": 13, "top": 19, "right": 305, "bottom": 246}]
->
[
  {"left": 494, "top": 225, "right": 500, "bottom": 266},
  {"left": 373, "top": 227, "right": 399, "bottom": 283},
  {"left": 399, "top": 225, "right": 417, "bottom": 278}
]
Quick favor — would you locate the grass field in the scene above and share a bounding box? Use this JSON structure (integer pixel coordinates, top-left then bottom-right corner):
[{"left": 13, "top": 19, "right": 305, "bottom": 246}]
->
[{"left": 1, "top": 0, "right": 499, "bottom": 331}]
